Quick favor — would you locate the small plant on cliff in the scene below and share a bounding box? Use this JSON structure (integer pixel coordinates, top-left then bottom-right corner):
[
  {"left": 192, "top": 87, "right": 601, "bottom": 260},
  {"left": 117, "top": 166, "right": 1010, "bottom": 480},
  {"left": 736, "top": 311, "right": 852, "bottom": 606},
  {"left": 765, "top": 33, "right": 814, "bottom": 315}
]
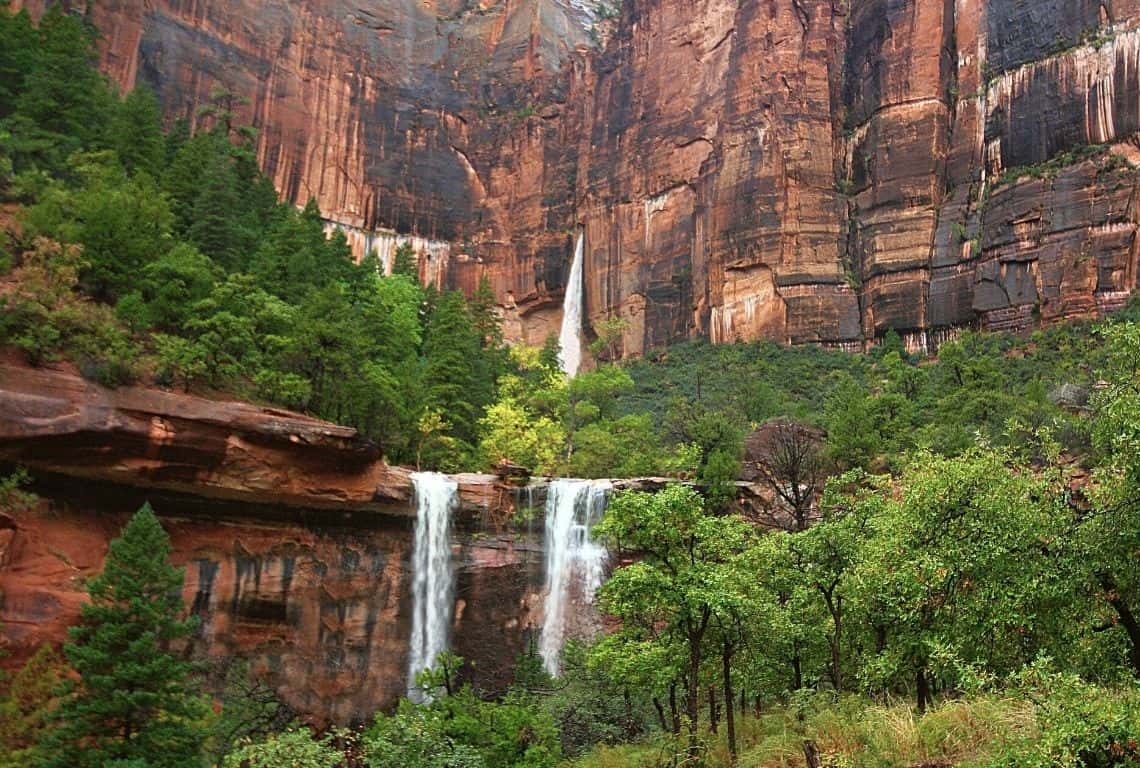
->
[
  {"left": 0, "top": 469, "right": 36, "bottom": 514},
  {"left": 40, "top": 503, "right": 208, "bottom": 768}
]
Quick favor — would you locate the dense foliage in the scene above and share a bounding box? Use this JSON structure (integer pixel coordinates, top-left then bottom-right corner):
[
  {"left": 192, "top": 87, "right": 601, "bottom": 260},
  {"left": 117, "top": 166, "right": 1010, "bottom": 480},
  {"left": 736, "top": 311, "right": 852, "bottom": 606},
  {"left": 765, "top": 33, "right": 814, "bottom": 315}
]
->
[{"left": 0, "top": 4, "right": 505, "bottom": 469}]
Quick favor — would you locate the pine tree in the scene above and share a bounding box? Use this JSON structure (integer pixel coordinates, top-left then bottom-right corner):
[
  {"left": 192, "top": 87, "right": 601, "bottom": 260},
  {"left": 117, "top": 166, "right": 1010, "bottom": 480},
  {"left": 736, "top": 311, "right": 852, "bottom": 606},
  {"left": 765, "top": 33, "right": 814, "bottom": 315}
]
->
[
  {"left": 421, "top": 290, "right": 483, "bottom": 454},
  {"left": 43, "top": 503, "right": 206, "bottom": 768},
  {"left": 0, "top": 4, "right": 36, "bottom": 120},
  {"left": 0, "top": 643, "right": 66, "bottom": 767},
  {"left": 470, "top": 274, "right": 503, "bottom": 351},
  {"left": 7, "top": 6, "right": 110, "bottom": 171},
  {"left": 391, "top": 241, "right": 418, "bottom": 281},
  {"left": 110, "top": 87, "right": 165, "bottom": 178}
]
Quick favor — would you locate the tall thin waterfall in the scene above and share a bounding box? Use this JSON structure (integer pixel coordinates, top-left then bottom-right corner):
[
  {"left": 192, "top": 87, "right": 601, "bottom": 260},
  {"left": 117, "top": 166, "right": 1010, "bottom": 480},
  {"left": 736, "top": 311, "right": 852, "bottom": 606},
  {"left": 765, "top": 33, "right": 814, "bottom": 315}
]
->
[
  {"left": 407, "top": 472, "right": 458, "bottom": 700},
  {"left": 540, "top": 479, "right": 611, "bottom": 676},
  {"left": 559, "top": 231, "right": 585, "bottom": 377}
]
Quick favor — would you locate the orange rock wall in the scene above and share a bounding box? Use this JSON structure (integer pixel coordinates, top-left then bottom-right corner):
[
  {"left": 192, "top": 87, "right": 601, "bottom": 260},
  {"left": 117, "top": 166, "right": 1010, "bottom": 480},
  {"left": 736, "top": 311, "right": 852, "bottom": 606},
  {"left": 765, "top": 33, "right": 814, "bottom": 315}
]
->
[
  {"left": 0, "top": 481, "right": 545, "bottom": 725},
  {"left": 13, "top": 0, "right": 1140, "bottom": 352}
]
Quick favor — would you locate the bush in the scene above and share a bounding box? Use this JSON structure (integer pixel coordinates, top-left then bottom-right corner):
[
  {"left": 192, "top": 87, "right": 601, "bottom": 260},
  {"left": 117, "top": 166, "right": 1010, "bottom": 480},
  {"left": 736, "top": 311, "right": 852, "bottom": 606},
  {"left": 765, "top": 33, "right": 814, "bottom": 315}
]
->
[
  {"left": 983, "top": 666, "right": 1140, "bottom": 768},
  {"left": 222, "top": 729, "right": 344, "bottom": 768}
]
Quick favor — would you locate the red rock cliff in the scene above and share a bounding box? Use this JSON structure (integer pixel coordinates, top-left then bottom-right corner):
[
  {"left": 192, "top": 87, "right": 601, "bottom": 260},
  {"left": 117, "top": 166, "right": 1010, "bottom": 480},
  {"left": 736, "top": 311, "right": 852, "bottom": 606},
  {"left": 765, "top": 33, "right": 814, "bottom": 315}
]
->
[
  {"left": 0, "top": 363, "right": 544, "bottom": 723},
  {"left": 13, "top": 0, "right": 1140, "bottom": 353}
]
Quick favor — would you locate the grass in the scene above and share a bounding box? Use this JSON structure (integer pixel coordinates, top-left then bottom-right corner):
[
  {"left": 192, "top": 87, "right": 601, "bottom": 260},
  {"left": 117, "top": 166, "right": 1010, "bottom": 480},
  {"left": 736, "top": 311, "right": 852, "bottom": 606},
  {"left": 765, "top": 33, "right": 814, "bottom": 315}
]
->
[{"left": 563, "top": 695, "right": 1036, "bottom": 768}]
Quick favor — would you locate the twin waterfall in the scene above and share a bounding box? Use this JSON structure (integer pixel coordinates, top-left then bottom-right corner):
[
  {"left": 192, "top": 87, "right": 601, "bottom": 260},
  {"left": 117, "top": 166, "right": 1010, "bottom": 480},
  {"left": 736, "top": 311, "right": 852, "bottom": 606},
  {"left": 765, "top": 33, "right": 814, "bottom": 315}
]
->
[
  {"left": 539, "top": 479, "right": 611, "bottom": 676},
  {"left": 559, "top": 231, "right": 586, "bottom": 378},
  {"left": 405, "top": 475, "right": 611, "bottom": 691},
  {"left": 407, "top": 473, "right": 458, "bottom": 700}
]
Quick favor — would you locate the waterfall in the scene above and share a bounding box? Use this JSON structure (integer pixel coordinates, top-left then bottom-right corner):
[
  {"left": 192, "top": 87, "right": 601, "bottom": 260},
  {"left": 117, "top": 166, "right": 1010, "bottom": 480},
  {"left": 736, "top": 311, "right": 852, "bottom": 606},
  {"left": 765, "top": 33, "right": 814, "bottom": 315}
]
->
[
  {"left": 407, "top": 472, "right": 458, "bottom": 700},
  {"left": 540, "top": 479, "right": 611, "bottom": 676},
  {"left": 559, "top": 231, "right": 585, "bottom": 377}
]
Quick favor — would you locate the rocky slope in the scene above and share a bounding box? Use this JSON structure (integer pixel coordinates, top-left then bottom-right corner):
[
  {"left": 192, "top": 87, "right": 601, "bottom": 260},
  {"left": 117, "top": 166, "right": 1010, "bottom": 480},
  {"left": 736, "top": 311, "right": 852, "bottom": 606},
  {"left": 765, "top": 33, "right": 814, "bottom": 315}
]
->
[{"left": 12, "top": 0, "right": 1140, "bottom": 352}]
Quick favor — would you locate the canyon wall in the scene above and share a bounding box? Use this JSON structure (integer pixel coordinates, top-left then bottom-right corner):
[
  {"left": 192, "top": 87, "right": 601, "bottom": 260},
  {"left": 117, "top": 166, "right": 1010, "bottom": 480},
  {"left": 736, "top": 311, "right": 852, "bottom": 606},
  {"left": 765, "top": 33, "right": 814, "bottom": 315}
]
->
[
  {"left": 13, "top": 0, "right": 1140, "bottom": 353},
  {"left": 0, "top": 361, "right": 548, "bottom": 724},
  {"left": 0, "top": 478, "right": 545, "bottom": 724}
]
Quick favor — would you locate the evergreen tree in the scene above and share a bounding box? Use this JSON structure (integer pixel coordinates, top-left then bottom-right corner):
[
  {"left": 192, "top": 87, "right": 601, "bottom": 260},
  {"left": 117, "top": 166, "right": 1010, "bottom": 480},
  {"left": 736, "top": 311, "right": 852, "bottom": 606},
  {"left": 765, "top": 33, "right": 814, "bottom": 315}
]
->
[
  {"left": 470, "top": 274, "right": 502, "bottom": 350},
  {"left": 250, "top": 199, "right": 351, "bottom": 302},
  {"left": 539, "top": 333, "right": 562, "bottom": 375},
  {"left": 110, "top": 86, "right": 165, "bottom": 178},
  {"left": 391, "top": 241, "right": 418, "bottom": 281},
  {"left": 184, "top": 145, "right": 248, "bottom": 269},
  {"left": 421, "top": 290, "right": 484, "bottom": 458},
  {"left": 0, "top": 643, "right": 66, "bottom": 767},
  {"left": 0, "top": 4, "right": 36, "bottom": 121},
  {"left": 6, "top": 6, "right": 110, "bottom": 172},
  {"left": 43, "top": 503, "right": 206, "bottom": 768}
]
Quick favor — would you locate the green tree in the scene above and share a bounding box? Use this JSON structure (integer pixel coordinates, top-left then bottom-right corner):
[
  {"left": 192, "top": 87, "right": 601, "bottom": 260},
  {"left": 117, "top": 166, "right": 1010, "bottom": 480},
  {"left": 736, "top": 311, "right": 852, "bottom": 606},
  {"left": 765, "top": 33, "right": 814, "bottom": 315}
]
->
[
  {"left": 420, "top": 290, "right": 488, "bottom": 461},
  {"left": 0, "top": 643, "right": 66, "bottom": 767},
  {"left": 391, "top": 241, "right": 417, "bottom": 280},
  {"left": 222, "top": 728, "right": 343, "bottom": 768},
  {"left": 851, "top": 449, "right": 1069, "bottom": 712},
  {"left": 109, "top": 87, "right": 165, "bottom": 178},
  {"left": 25, "top": 153, "right": 174, "bottom": 301},
  {"left": 0, "top": 4, "right": 36, "bottom": 121},
  {"left": 1083, "top": 321, "right": 1140, "bottom": 675},
  {"left": 478, "top": 394, "right": 565, "bottom": 474},
  {"left": 43, "top": 503, "right": 206, "bottom": 768},
  {"left": 593, "top": 485, "right": 753, "bottom": 760},
  {"left": 364, "top": 702, "right": 486, "bottom": 768},
  {"left": 250, "top": 199, "right": 353, "bottom": 302},
  {"left": 133, "top": 243, "right": 218, "bottom": 333},
  {"left": 4, "top": 5, "right": 111, "bottom": 173}
]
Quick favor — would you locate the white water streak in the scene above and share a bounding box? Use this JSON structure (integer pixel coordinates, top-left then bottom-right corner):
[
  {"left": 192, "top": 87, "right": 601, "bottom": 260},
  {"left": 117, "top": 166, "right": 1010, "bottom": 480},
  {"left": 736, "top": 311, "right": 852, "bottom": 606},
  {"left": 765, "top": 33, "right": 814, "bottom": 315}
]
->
[
  {"left": 540, "top": 479, "right": 611, "bottom": 676},
  {"left": 559, "top": 232, "right": 586, "bottom": 377},
  {"left": 407, "top": 472, "right": 458, "bottom": 700}
]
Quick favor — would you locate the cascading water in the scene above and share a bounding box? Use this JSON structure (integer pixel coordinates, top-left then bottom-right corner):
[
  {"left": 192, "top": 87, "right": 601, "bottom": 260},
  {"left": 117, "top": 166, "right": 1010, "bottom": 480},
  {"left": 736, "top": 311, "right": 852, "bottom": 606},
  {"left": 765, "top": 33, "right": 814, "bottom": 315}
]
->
[
  {"left": 540, "top": 479, "right": 611, "bottom": 676},
  {"left": 559, "top": 231, "right": 585, "bottom": 377},
  {"left": 407, "top": 472, "right": 458, "bottom": 700}
]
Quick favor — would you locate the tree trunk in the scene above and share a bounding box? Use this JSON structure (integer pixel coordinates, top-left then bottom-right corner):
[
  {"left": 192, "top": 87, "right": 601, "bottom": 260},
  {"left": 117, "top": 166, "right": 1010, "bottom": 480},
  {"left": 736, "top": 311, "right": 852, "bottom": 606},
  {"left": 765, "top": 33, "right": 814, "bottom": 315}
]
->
[
  {"left": 916, "top": 666, "right": 930, "bottom": 715},
  {"left": 791, "top": 644, "right": 803, "bottom": 690},
  {"left": 653, "top": 697, "right": 668, "bottom": 732},
  {"left": 1105, "top": 585, "right": 1140, "bottom": 676},
  {"left": 723, "top": 641, "right": 737, "bottom": 764},
  {"left": 669, "top": 681, "right": 681, "bottom": 735},
  {"left": 825, "top": 592, "right": 843, "bottom": 692},
  {"left": 709, "top": 686, "right": 718, "bottom": 734},
  {"left": 740, "top": 687, "right": 746, "bottom": 717},
  {"left": 803, "top": 740, "right": 823, "bottom": 768},
  {"left": 686, "top": 632, "right": 703, "bottom": 760}
]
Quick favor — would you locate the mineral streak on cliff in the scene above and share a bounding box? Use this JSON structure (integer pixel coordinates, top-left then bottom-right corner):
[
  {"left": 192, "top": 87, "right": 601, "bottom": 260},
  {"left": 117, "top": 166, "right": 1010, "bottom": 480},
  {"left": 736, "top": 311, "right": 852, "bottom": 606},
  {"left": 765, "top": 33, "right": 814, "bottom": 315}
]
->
[{"left": 13, "top": 0, "right": 1140, "bottom": 353}]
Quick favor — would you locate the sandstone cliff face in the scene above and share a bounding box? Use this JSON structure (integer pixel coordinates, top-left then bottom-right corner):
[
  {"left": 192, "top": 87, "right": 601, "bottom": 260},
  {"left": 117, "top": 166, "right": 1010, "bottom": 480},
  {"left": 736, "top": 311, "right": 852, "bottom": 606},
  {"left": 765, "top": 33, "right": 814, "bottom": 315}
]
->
[
  {"left": 0, "top": 482, "right": 545, "bottom": 724},
  {"left": 0, "top": 362, "right": 548, "bottom": 723},
  {"left": 13, "top": 0, "right": 1140, "bottom": 352}
]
